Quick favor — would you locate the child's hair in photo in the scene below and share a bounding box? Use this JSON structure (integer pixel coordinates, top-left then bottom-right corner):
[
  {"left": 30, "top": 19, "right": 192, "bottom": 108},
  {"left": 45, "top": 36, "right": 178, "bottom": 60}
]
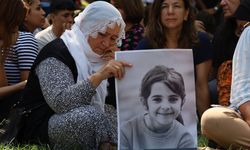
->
[{"left": 140, "top": 65, "right": 186, "bottom": 108}]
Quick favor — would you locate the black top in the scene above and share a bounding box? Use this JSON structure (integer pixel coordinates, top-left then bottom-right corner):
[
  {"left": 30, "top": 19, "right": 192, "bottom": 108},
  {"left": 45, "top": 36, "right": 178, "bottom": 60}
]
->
[
  {"left": 212, "top": 23, "right": 239, "bottom": 70},
  {"left": 17, "top": 38, "right": 78, "bottom": 144},
  {"left": 136, "top": 32, "right": 213, "bottom": 65}
]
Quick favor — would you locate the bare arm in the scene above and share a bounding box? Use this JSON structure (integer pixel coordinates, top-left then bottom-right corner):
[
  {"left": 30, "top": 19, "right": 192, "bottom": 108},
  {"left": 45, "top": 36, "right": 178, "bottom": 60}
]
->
[
  {"left": 20, "top": 70, "right": 30, "bottom": 81},
  {"left": 0, "top": 66, "right": 28, "bottom": 98},
  {"left": 37, "top": 57, "right": 132, "bottom": 113},
  {"left": 0, "top": 80, "right": 27, "bottom": 99},
  {"left": 195, "top": 59, "right": 212, "bottom": 117},
  {"left": 0, "top": 64, "right": 8, "bottom": 87}
]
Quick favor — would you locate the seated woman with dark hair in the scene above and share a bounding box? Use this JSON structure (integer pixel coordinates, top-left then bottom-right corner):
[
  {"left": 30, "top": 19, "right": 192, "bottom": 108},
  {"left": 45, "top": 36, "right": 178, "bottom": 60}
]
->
[
  {"left": 136, "top": 0, "right": 213, "bottom": 118},
  {"left": 0, "top": 0, "right": 28, "bottom": 121}
]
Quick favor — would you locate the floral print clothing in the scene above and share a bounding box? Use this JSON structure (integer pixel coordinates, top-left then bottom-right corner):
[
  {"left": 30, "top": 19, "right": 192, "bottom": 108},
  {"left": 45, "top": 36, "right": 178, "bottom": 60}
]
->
[{"left": 121, "top": 24, "right": 144, "bottom": 50}]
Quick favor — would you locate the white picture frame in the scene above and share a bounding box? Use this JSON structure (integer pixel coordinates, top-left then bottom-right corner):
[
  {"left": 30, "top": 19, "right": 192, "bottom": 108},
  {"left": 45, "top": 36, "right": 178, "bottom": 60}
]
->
[{"left": 115, "top": 49, "right": 197, "bottom": 149}]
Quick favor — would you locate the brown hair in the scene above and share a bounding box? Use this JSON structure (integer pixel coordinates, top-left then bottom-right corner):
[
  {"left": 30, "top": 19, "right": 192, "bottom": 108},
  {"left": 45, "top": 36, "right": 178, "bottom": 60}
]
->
[
  {"left": 113, "top": 0, "right": 144, "bottom": 24},
  {"left": 140, "top": 65, "right": 186, "bottom": 108},
  {"left": 145, "top": 0, "right": 198, "bottom": 48},
  {"left": 0, "top": 0, "right": 26, "bottom": 52}
]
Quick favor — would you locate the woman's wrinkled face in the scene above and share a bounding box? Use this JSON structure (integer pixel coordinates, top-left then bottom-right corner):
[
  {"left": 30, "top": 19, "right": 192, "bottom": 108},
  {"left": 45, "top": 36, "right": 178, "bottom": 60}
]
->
[
  {"left": 88, "top": 23, "right": 120, "bottom": 55},
  {"left": 160, "top": 0, "right": 189, "bottom": 30},
  {"left": 220, "top": 0, "right": 240, "bottom": 18},
  {"left": 25, "top": 0, "right": 45, "bottom": 30}
]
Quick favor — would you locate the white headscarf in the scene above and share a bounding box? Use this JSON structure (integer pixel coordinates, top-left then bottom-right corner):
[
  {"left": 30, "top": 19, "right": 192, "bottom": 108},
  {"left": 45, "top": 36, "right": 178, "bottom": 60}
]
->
[{"left": 61, "top": 1, "right": 125, "bottom": 112}]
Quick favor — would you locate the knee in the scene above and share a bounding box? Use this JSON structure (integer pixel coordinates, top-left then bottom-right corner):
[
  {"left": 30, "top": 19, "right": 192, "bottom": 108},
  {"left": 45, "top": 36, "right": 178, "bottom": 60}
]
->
[
  {"left": 200, "top": 107, "right": 220, "bottom": 136},
  {"left": 78, "top": 106, "right": 107, "bottom": 123},
  {"left": 48, "top": 106, "right": 106, "bottom": 144}
]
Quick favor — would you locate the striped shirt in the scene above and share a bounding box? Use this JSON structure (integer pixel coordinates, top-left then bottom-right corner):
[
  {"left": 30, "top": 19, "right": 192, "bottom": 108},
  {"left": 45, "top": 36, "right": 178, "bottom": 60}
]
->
[
  {"left": 230, "top": 26, "right": 250, "bottom": 110},
  {"left": 4, "top": 32, "right": 38, "bottom": 85}
]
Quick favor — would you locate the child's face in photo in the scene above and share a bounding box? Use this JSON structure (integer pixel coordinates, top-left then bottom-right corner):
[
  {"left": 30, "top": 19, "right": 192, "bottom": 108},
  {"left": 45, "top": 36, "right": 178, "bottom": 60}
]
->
[{"left": 145, "top": 82, "right": 182, "bottom": 130}]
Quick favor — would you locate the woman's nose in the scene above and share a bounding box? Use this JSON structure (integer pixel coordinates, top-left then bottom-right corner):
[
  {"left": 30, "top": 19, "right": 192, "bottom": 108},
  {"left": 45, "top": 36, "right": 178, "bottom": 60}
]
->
[
  {"left": 41, "top": 8, "right": 46, "bottom": 16},
  {"left": 161, "top": 100, "right": 170, "bottom": 110},
  {"left": 167, "top": 6, "right": 174, "bottom": 14}
]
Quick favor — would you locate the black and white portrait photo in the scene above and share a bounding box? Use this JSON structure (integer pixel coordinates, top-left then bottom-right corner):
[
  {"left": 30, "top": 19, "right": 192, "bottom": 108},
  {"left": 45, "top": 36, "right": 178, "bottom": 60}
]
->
[{"left": 115, "top": 49, "right": 197, "bottom": 149}]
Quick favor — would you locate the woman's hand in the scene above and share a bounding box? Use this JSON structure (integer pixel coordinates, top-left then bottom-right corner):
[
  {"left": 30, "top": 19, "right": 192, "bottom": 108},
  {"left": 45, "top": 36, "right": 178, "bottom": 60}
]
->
[
  {"left": 99, "top": 60, "right": 132, "bottom": 80},
  {"left": 195, "top": 20, "right": 206, "bottom": 33},
  {"left": 17, "top": 80, "right": 27, "bottom": 90},
  {"left": 88, "top": 60, "right": 132, "bottom": 88},
  {"left": 0, "top": 80, "right": 27, "bottom": 98}
]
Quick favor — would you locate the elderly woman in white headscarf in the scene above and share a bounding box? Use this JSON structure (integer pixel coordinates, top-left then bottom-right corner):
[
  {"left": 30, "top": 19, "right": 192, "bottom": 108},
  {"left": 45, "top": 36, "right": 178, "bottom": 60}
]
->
[{"left": 16, "top": 1, "right": 131, "bottom": 149}]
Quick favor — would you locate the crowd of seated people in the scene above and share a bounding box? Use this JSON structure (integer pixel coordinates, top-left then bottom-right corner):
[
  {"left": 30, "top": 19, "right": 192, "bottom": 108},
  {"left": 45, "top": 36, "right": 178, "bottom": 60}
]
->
[{"left": 1, "top": 0, "right": 250, "bottom": 149}]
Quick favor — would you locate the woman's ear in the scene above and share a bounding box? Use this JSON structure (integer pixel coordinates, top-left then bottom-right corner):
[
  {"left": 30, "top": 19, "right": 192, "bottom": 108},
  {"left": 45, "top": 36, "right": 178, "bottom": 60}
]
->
[{"left": 140, "top": 97, "right": 148, "bottom": 110}]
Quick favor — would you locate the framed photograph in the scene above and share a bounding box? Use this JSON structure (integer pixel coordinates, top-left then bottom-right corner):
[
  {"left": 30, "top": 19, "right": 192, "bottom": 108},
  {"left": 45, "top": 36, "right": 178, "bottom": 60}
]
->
[{"left": 115, "top": 49, "right": 197, "bottom": 149}]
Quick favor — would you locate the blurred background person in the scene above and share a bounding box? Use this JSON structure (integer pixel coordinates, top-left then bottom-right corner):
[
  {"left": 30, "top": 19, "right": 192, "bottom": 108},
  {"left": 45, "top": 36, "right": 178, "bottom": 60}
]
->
[
  {"left": 35, "top": 0, "right": 76, "bottom": 51},
  {"left": 110, "top": 0, "right": 144, "bottom": 51},
  {"left": 201, "top": 0, "right": 250, "bottom": 149},
  {"left": 195, "top": 0, "right": 222, "bottom": 26},
  {"left": 0, "top": 0, "right": 27, "bottom": 121},
  {"left": 195, "top": 11, "right": 216, "bottom": 40},
  {"left": 20, "top": 0, "right": 46, "bottom": 33},
  {"left": 212, "top": 18, "right": 249, "bottom": 106}
]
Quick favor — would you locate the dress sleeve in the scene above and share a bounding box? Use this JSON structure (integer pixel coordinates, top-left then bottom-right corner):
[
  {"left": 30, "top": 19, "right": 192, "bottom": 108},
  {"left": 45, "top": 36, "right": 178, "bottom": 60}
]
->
[
  {"left": 230, "top": 27, "right": 250, "bottom": 109},
  {"left": 16, "top": 32, "right": 38, "bottom": 70},
  {"left": 120, "top": 121, "right": 133, "bottom": 149},
  {"left": 36, "top": 57, "right": 96, "bottom": 113},
  {"left": 178, "top": 131, "right": 195, "bottom": 148},
  {"left": 193, "top": 32, "right": 213, "bottom": 65}
]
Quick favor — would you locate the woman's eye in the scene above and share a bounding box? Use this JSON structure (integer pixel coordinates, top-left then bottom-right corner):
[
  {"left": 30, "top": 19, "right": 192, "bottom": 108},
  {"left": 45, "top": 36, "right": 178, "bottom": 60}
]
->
[
  {"left": 161, "top": 5, "right": 168, "bottom": 9},
  {"left": 63, "top": 14, "right": 70, "bottom": 18},
  {"left": 152, "top": 97, "right": 162, "bottom": 103},
  {"left": 36, "top": 6, "right": 41, "bottom": 11},
  {"left": 169, "top": 97, "right": 178, "bottom": 103},
  {"left": 174, "top": 5, "right": 181, "bottom": 8},
  {"left": 98, "top": 32, "right": 106, "bottom": 37}
]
